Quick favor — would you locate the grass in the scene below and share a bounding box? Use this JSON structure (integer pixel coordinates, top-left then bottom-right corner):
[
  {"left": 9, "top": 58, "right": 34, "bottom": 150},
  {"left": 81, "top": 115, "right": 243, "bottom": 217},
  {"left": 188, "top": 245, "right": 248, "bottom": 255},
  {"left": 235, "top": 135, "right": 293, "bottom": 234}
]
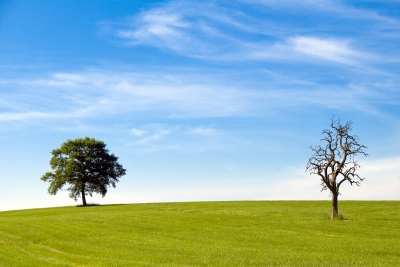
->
[
  {"left": 322, "top": 211, "right": 347, "bottom": 220},
  {"left": 0, "top": 201, "right": 399, "bottom": 266}
]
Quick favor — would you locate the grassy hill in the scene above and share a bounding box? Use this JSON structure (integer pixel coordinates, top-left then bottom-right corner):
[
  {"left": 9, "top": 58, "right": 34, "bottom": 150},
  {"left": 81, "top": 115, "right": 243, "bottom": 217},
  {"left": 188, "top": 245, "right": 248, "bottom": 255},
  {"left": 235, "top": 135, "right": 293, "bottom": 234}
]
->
[{"left": 0, "top": 201, "right": 399, "bottom": 266}]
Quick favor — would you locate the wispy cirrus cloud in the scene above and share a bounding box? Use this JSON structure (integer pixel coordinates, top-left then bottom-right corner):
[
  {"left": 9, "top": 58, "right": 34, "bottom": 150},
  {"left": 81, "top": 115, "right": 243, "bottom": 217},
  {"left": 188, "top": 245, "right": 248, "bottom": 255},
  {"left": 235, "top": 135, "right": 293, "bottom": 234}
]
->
[
  {"left": 0, "top": 99, "right": 96, "bottom": 122},
  {"left": 130, "top": 128, "right": 147, "bottom": 137},
  {"left": 247, "top": 36, "right": 372, "bottom": 68},
  {"left": 134, "top": 129, "right": 170, "bottom": 145},
  {"left": 247, "top": 0, "right": 400, "bottom": 26},
  {"left": 288, "top": 36, "right": 366, "bottom": 65},
  {"left": 117, "top": 10, "right": 189, "bottom": 42},
  {"left": 0, "top": 110, "right": 90, "bottom": 122},
  {"left": 188, "top": 127, "right": 219, "bottom": 136},
  {"left": 101, "top": 0, "right": 398, "bottom": 69},
  {"left": 0, "top": 66, "right": 396, "bottom": 127},
  {"left": 127, "top": 124, "right": 177, "bottom": 153},
  {"left": 112, "top": 2, "right": 250, "bottom": 58}
]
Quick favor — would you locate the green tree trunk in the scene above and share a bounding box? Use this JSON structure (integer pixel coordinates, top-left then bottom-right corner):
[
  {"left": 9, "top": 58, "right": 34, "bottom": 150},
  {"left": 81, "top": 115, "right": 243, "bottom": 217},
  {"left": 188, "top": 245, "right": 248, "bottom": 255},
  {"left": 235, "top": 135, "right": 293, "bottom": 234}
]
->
[{"left": 81, "top": 184, "right": 87, "bottom": 206}]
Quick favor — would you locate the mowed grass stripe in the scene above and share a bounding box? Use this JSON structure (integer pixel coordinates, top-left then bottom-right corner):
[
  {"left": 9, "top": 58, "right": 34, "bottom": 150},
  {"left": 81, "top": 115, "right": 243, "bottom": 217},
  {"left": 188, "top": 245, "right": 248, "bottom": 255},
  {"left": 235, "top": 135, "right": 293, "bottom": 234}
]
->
[{"left": 0, "top": 201, "right": 399, "bottom": 266}]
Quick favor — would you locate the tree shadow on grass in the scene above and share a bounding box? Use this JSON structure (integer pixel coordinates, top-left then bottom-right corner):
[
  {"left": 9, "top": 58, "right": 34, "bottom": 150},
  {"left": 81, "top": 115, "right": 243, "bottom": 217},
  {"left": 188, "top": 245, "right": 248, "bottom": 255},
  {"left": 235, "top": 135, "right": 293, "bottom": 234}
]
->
[{"left": 76, "top": 203, "right": 128, "bottom": 208}]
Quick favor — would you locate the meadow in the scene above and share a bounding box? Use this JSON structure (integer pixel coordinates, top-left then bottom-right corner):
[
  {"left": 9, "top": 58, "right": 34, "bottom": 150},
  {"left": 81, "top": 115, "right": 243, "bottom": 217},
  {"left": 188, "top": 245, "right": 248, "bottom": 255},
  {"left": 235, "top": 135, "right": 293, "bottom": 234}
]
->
[{"left": 0, "top": 201, "right": 399, "bottom": 266}]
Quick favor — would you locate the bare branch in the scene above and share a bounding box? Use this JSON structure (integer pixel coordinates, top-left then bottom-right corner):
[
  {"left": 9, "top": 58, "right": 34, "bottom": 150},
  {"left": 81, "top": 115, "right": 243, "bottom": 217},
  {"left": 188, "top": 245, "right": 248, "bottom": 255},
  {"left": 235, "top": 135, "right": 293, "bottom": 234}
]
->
[{"left": 306, "top": 118, "right": 367, "bottom": 199}]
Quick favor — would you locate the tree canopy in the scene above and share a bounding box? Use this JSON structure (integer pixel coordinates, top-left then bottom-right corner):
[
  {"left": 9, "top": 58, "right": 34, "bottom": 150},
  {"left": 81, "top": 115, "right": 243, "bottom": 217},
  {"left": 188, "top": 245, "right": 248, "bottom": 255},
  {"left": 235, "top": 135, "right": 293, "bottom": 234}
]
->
[
  {"left": 306, "top": 119, "right": 367, "bottom": 219},
  {"left": 41, "top": 137, "right": 126, "bottom": 206}
]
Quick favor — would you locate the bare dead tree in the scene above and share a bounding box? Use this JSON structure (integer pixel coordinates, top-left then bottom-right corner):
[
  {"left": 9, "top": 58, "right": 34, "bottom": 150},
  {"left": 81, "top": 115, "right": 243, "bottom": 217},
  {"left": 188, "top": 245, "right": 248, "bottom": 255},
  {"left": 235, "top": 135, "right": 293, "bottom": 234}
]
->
[{"left": 306, "top": 119, "right": 367, "bottom": 219}]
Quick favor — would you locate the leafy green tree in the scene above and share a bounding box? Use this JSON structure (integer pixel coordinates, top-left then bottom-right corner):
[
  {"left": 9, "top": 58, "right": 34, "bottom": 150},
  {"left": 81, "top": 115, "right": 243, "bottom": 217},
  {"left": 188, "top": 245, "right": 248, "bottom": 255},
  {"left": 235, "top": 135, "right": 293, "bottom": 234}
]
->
[
  {"left": 306, "top": 119, "right": 367, "bottom": 219},
  {"left": 41, "top": 137, "right": 126, "bottom": 206}
]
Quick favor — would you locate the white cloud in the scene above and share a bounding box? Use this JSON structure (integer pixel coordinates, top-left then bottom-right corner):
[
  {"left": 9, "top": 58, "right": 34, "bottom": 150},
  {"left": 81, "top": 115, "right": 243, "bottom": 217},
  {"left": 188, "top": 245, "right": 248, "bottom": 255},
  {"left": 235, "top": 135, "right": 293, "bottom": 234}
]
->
[
  {"left": 244, "top": 0, "right": 336, "bottom": 10},
  {"left": 0, "top": 107, "right": 96, "bottom": 122},
  {"left": 250, "top": 36, "right": 369, "bottom": 66},
  {"left": 0, "top": 111, "right": 50, "bottom": 121},
  {"left": 130, "top": 128, "right": 146, "bottom": 136},
  {"left": 125, "top": 154, "right": 386, "bottom": 203},
  {"left": 337, "top": 157, "right": 400, "bottom": 200},
  {"left": 128, "top": 124, "right": 172, "bottom": 147},
  {"left": 117, "top": 10, "right": 189, "bottom": 46},
  {"left": 135, "top": 129, "right": 170, "bottom": 145},
  {"left": 115, "top": 7, "right": 196, "bottom": 55},
  {"left": 0, "top": 66, "right": 392, "bottom": 126},
  {"left": 103, "top": 0, "right": 394, "bottom": 67},
  {"left": 289, "top": 36, "right": 362, "bottom": 65},
  {"left": 188, "top": 127, "right": 218, "bottom": 136},
  {"left": 361, "top": 156, "right": 400, "bottom": 174},
  {"left": 105, "top": 2, "right": 256, "bottom": 58},
  {"left": 290, "top": 156, "right": 400, "bottom": 200},
  {"left": 84, "top": 157, "right": 400, "bottom": 202},
  {"left": 247, "top": 0, "right": 400, "bottom": 26}
]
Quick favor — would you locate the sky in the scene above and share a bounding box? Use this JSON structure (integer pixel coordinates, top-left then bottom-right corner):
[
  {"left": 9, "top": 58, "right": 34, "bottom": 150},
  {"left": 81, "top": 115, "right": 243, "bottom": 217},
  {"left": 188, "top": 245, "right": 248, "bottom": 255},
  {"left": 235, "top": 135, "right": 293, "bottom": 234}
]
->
[{"left": 1, "top": 0, "right": 400, "bottom": 211}]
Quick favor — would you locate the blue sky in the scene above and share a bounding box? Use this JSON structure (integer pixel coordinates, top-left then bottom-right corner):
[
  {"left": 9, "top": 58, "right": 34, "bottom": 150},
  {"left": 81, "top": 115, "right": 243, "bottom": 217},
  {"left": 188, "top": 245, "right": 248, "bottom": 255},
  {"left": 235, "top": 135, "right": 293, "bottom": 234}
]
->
[{"left": 1, "top": 0, "right": 400, "bottom": 211}]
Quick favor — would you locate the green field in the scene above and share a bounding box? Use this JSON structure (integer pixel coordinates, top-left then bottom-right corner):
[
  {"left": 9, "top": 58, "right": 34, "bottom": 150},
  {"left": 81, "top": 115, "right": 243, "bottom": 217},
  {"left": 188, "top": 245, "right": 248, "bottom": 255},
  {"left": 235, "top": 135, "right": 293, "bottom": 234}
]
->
[{"left": 0, "top": 201, "right": 399, "bottom": 266}]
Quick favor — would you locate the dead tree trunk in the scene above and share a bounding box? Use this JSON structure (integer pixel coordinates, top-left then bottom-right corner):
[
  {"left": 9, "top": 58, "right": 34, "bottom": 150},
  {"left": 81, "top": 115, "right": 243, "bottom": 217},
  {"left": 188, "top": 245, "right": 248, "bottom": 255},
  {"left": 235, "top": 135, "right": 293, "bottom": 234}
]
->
[
  {"left": 331, "top": 193, "right": 338, "bottom": 219},
  {"left": 306, "top": 119, "right": 367, "bottom": 220}
]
